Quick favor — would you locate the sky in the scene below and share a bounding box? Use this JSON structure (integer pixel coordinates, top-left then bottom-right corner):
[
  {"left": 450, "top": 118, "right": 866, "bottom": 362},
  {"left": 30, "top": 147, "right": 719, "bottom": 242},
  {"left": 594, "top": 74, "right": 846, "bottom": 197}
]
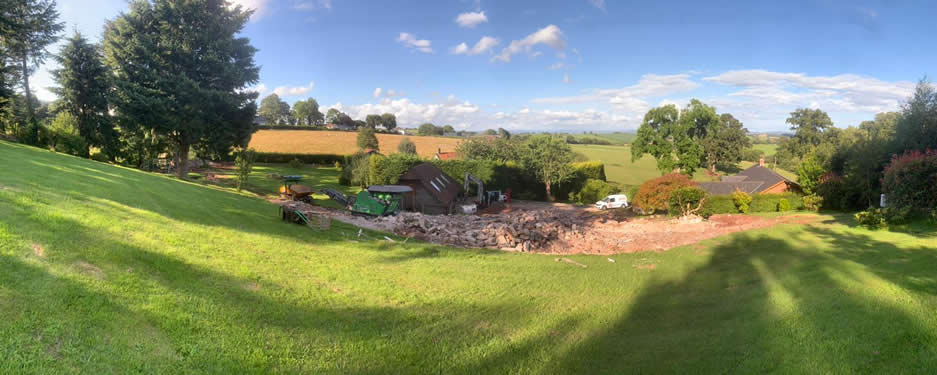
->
[{"left": 30, "top": 0, "right": 937, "bottom": 132}]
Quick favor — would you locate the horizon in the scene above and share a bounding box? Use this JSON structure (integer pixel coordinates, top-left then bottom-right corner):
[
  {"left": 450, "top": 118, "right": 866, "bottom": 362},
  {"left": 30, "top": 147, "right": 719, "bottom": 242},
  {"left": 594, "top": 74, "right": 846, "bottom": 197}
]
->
[{"left": 31, "top": 0, "right": 936, "bottom": 133}]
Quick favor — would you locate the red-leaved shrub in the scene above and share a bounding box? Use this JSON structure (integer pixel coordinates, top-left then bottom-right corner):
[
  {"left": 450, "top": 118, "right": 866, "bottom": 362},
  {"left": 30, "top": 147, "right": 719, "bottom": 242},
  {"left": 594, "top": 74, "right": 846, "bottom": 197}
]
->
[
  {"left": 881, "top": 149, "right": 937, "bottom": 212},
  {"left": 633, "top": 173, "right": 695, "bottom": 214}
]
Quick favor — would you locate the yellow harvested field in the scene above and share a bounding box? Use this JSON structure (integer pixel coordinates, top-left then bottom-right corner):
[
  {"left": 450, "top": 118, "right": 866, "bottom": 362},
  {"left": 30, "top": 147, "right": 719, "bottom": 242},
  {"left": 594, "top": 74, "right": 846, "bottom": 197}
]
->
[{"left": 248, "top": 130, "right": 462, "bottom": 158}]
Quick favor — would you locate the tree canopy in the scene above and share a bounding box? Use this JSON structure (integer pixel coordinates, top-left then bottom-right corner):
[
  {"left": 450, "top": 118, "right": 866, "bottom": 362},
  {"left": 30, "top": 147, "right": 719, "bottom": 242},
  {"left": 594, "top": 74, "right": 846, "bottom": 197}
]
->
[
  {"left": 259, "top": 94, "right": 290, "bottom": 125},
  {"left": 103, "top": 0, "right": 259, "bottom": 177},
  {"left": 0, "top": 0, "right": 63, "bottom": 120},
  {"left": 522, "top": 135, "right": 574, "bottom": 201},
  {"left": 397, "top": 137, "right": 416, "bottom": 155},
  {"left": 356, "top": 126, "right": 379, "bottom": 150},
  {"left": 291, "top": 98, "right": 323, "bottom": 126},
  {"left": 51, "top": 32, "right": 117, "bottom": 158}
]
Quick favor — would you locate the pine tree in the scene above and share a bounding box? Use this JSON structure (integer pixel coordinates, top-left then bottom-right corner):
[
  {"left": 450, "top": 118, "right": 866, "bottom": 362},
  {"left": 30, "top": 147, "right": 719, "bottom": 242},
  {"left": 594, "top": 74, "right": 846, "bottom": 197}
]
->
[
  {"left": 103, "top": 0, "right": 260, "bottom": 177},
  {"left": 51, "top": 32, "right": 116, "bottom": 158},
  {"left": 0, "top": 0, "right": 64, "bottom": 120}
]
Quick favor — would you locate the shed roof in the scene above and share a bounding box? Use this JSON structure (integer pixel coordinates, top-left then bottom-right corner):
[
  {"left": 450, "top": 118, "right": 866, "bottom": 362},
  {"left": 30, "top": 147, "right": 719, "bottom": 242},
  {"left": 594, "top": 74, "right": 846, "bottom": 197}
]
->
[
  {"left": 697, "top": 165, "right": 800, "bottom": 195},
  {"left": 399, "top": 163, "right": 461, "bottom": 203},
  {"left": 697, "top": 181, "right": 764, "bottom": 195}
]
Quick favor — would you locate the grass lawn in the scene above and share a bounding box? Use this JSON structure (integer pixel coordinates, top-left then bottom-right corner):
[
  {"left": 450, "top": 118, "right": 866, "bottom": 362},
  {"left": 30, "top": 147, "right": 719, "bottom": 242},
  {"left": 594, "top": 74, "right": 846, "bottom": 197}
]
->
[
  {"left": 198, "top": 163, "right": 360, "bottom": 209},
  {"left": 3, "top": 140, "right": 937, "bottom": 373},
  {"left": 573, "top": 143, "right": 797, "bottom": 189}
]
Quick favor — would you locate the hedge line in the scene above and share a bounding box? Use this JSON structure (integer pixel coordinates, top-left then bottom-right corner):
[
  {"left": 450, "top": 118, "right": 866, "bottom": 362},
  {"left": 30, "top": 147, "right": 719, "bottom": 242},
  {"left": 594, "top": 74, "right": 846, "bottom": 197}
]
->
[
  {"left": 254, "top": 152, "right": 344, "bottom": 164},
  {"left": 704, "top": 193, "right": 803, "bottom": 214}
]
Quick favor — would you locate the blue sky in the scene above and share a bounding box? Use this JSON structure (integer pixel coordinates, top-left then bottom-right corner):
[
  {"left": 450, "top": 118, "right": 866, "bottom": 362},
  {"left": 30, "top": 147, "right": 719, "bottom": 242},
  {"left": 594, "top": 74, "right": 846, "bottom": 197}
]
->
[{"left": 32, "top": 0, "right": 936, "bottom": 132}]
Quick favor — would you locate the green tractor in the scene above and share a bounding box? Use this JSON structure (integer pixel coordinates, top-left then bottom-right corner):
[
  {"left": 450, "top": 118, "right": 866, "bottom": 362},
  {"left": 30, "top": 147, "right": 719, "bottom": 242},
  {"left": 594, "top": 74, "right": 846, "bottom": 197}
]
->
[{"left": 351, "top": 185, "right": 413, "bottom": 217}]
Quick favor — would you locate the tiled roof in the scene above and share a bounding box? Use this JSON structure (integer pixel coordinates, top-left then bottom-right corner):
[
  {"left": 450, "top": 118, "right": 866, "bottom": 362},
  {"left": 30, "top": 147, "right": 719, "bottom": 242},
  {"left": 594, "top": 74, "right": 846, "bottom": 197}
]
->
[{"left": 697, "top": 165, "right": 799, "bottom": 195}]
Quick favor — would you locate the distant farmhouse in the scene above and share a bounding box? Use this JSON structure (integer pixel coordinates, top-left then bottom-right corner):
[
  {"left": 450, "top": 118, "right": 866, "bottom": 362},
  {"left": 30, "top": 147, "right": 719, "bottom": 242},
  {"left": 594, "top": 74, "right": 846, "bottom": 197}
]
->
[
  {"left": 325, "top": 123, "right": 356, "bottom": 131},
  {"left": 697, "top": 158, "right": 802, "bottom": 195},
  {"left": 433, "top": 148, "right": 458, "bottom": 161}
]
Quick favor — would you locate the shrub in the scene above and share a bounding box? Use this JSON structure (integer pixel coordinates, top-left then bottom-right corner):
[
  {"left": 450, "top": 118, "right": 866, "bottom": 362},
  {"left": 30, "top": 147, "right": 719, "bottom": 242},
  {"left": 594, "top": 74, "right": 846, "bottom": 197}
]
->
[
  {"left": 369, "top": 153, "right": 422, "bottom": 185},
  {"left": 797, "top": 156, "right": 825, "bottom": 195},
  {"left": 633, "top": 173, "right": 695, "bottom": 214},
  {"left": 288, "top": 158, "right": 304, "bottom": 169},
  {"left": 882, "top": 149, "right": 937, "bottom": 214},
  {"left": 778, "top": 199, "right": 791, "bottom": 212},
  {"left": 254, "top": 152, "right": 344, "bottom": 165},
  {"left": 803, "top": 194, "right": 823, "bottom": 212},
  {"left": 340, "top": 152, "right": 372, "bottom": 187},
  {"left": 855, "top": 208, "right": 887, "bottom": 229},
  {"left": 572, "top": 179, "right": 620, "bottom": 204},
  {"left": 552, "top": 161, "right": 607, "bottom": 200},
  {"left": 669, "top": 187, "right": 709, "bottom": 218},
  {"left": 333, "top": 161, "right": 341, "bottom": 169},
  {"left": 704, "top": 195, "right": 737, "bottom": 214},
  {"left": 731, "top": 190, "right": 753, "bottom": 213},
  {"left": 233, "top": 147, "right": 257, "bottom": 191},
  {"left": 397, "top": 137, "right": 417, "bottom": 155},
  {"left": 90, "top": 152, "right": 109, "bottom": 163},
  {"left": 47, "top": 112, "right": 88, "bottom": 157},
  {"left": 357, "top": 127, "right": 379, "bottom": 150}
]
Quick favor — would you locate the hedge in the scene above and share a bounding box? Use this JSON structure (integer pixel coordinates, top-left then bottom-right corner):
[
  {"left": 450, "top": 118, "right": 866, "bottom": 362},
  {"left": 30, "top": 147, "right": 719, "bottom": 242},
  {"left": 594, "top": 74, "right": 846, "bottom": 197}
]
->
[
  {"left": 254, "top": 152, "right": 344, "bottom": 165},
  {"left": 704, "top": 193, "right": 804, "bottom": 214},
  {"left": 552, "top": 161, "right": 607, "bottom": 201}
]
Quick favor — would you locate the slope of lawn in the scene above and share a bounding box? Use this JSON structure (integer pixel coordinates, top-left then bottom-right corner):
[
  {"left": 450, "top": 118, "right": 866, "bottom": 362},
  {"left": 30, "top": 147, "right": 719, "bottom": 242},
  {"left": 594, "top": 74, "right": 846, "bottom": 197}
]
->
[{"left": 3, "top": 140, "right": 937, "bottom": 373}]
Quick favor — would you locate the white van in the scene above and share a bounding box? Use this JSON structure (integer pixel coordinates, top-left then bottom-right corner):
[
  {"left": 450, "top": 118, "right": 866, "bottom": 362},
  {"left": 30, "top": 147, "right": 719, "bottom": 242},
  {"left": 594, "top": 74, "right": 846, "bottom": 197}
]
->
[{"left": 595, "top": 194, "right": 629, "bottom": 210}]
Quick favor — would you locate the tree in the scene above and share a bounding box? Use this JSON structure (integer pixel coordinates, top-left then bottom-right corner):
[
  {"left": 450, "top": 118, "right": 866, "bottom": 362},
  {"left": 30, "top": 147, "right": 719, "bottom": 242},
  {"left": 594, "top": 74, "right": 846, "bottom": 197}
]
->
[
  {"left": 497, "top": 127, "right": 511, "bottom": 139},
  {"left": 483, "top": 129, "right": 497, "bottom": 135},
  {"left": 0, "top": 0, "right": 64, "bottom": 120},
  {"left": 325, "top": 108, "right": 353, "bottom": 126},
  {"left": 397, "top": 137, "right": 416, "bottom": 155},
  {"left": 631, "top": 104, "right": 679, "bottom": 173},
  {"left": 441, "top": 124, "right": 455, "bottom": 134},
  {"left": 51, "top": 32, "right": 117, "bottom": 158},
  {"left": 701, "top": 113, "right": 751, "bottom": 172},
  {"left": 357, "top": 126, "right": 379, "bottom": 150},
  {"left": 782, "top": 108, "right": 834, "bottom": 159},
  {"left": 233, "top": 147, "right": 256, "bottom": 191},
  {"left": 522, "top": 135, "right": 574, "bottom": 201},
  {"left": 365, "top": 114, "right": 382, "bottom": 128},
  {"left": 380, "top": 113, "right": 397, "bottom": 130},
  {"left": 895, "top": 79, "right": 937, "bottom": 152},
  {"left": 258, "top": 94, "right": 289, "bottom": 125},
  {"left": 291, "top": 98, "right": 323, "bottom": 126},
  {"left": 797, "top": 155, "right": 825, "bottom": 195},
  {"left": 103, "top": 0, "right": 259, "bottom": 178},
  {"left": 418, "top": 123, "right": 440, "bottom": 136}
]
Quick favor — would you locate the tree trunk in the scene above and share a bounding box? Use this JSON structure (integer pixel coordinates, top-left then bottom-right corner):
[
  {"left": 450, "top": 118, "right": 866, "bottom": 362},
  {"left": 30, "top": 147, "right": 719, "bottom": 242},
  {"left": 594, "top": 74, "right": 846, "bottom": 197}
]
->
[
  {"left": 174, "top": 141, "right": 190, "bottom": 179},
  {"left": 710, "top": 163, "right": 717, "bottom": 174},
  {"left": 545, "top": 179, "right": 553, "bottom": 201},
  {"left": 21, "top": 53, "right": 34, "bottom": 120}
]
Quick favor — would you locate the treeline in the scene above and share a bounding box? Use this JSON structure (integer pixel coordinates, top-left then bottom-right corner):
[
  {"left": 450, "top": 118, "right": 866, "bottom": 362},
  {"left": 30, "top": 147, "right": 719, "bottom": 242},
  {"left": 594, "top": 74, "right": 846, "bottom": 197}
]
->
[
  {"left": 256, "top": 93, "right": 399, "bottom": 132},
  {"left": 1, "top": 0, "right": 264, "bottom": 178},
  {"left": 779, "top": 80, "right": 937, "bottom": 221}
]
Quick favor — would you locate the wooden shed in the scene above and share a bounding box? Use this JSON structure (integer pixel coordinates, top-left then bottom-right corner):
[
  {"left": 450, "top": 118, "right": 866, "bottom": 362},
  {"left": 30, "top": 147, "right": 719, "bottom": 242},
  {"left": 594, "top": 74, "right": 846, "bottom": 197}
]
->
[{"left": 398, "top": 163, "right": 462, "bottom": 214}]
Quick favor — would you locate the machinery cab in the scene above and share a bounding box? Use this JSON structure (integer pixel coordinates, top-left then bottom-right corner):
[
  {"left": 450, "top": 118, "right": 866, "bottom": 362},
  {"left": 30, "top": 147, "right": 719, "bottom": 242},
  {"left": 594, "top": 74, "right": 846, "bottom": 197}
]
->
[{"left": 352, "top": 185, "right": 413, "bottom": 216}]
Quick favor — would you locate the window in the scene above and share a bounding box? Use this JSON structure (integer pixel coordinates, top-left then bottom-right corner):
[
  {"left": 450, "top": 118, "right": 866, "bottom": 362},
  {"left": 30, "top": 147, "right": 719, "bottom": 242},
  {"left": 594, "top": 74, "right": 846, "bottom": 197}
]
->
[{"left": 429, "top": 180, "right": 441, "bottom": 192}]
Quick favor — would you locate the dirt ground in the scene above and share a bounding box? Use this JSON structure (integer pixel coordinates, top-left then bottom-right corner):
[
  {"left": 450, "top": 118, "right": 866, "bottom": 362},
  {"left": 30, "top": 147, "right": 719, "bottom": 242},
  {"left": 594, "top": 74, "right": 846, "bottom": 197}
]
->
[{"left": 278, "top": 198, "right": 820, "bottom": 255}]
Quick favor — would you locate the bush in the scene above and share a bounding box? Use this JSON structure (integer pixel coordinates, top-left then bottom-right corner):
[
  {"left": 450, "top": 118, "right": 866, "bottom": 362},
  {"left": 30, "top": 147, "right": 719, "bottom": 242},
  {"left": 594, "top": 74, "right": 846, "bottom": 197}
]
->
[
  {"left": 233, "top": 147, "right": 257, "bottom": 191},
  {"left": 333, "top": 161, "right": 341, "bottom": 169},
  {"left": 803, "top": 194, "right": 823, "bottom": 212},
  {"left": 369, "top": 153, "right": 422, "bottom": 185},
  {"left": 397, "top": 137, "right": 417, "bottom": 155},
  {"left": 552, "top": 161, "right": 607, "bottom": 200},
  {"left": 90, "top": 152, "right": 109, "bottom": 162},
  {"left": 47, "top": 112, "right": 88, "bottom": 157},
  {"left": 855, "top": 208, "right": 887, "bottom": 229},
  {"left": 882, "top": 149, "right": 937, "bottom": 214},
  {"left": 668, "top": 187, "right": 709, "bottom": 217},
  {"left": 778, "top": 199, "right": 791, "bottom": 212},
  {"left": 572, "top": 179, "right": 620, "bottom": 204},
  {"left": 288, "top": 158, "right": 304, "bottom": 169},
  {"left": 633, "top": 173, "right": 695, "bottom": 214},
  {"left": 340, "top": 152, "right": 372, "bottom": 187},
  {"left": 704, "top": 193, "right": 804, "bottom": 214},
  {"left": 704, "top": 195, "right": 737, "bottom": 214},
  {"left": 731, "top": 190, "right": 753, "bottom": 213},
  {"left": 254, "top": 152, "right": 344, "bottom": 165}
]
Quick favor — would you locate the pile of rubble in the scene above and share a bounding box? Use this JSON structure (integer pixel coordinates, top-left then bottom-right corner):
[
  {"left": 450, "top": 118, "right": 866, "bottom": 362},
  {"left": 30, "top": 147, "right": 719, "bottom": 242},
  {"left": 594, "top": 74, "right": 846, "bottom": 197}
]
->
[{"left": 379, "top": 209, "right": 592, "bottom": 252}]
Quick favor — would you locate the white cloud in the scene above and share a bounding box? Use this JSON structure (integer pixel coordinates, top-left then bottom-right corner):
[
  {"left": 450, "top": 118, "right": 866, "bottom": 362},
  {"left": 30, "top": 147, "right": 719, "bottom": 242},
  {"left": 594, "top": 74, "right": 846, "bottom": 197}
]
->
[
  {"left": 450, "top": 36, "right": 500, "bottom": 55},
  {"left": 550, "top": 62, "right": 567, "bottom": 70},
  {"left": 531, "top": 73, "right": 700, "bottom": 107},
  {"left": 704, "top": 69, "right": 915, "bottom": 114},
  {"left": 493, "top": 25, "right": 566, "bottom": 63},
  {"left": 252, "top": 83, "right": 268, "bottom": 94},
  {"left": 372, "top": 87, "right": 382, "bottom": 98},
  {"left": 397, "top": 32, "right": 434, "bottom": 54},
  {"left": 455, "top": 11, "right": 488, "bottom": 28},
  {"left": 294, "top": 0, "right": 332, "bottom": 10},
  {"left": 588, "top": 0, "right": 606, "bottom": 12},
  {"left": 272, "top": 81, "right": 315, "bottom": 96},
  {"left": 228, "top": 0, "right": 271, "bottom": 20}
]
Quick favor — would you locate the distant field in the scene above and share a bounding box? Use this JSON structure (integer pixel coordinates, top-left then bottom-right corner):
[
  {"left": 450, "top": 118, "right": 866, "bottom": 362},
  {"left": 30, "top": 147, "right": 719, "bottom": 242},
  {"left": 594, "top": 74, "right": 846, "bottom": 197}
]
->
[
  {"left": 249, "top": 130, "right": 461, "bottom": 158},
  {"left": 573, "top": 144, "right": 796, "bottom": 188},
  {"left": 557, "top": 132, "right": 636, "bottom": 145},
  {"left": 753, "top": 144, "right": 778, "bottom": 156}
]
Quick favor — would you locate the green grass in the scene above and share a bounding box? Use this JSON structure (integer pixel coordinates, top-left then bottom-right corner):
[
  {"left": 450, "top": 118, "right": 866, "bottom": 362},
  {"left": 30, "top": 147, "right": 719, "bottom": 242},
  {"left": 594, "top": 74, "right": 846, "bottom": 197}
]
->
[
  {"left": 3, "top": 140, "right": 937, "bottom": 373},
  {"left": 202, "top": 163, "right": 360, "bottom": 209},
  {"left": 573, "top": 143, "right": 797, "bottom": 188},
  {"left": 558, "top": 132, "right": 637, "bottom": 145}
]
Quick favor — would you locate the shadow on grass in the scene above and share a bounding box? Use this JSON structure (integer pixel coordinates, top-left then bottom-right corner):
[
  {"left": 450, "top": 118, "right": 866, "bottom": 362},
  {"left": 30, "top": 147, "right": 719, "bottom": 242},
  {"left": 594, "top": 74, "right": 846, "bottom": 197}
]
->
[{"left": 552, "top": 230, "right": 937, "bottom": 373}]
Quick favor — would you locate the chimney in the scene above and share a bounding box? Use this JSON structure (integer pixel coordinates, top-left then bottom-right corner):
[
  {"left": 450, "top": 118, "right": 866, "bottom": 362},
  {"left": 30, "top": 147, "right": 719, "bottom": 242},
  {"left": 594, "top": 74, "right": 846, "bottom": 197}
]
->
[{"left": 759, "top": 156, "right": 765, "bottom": 167}]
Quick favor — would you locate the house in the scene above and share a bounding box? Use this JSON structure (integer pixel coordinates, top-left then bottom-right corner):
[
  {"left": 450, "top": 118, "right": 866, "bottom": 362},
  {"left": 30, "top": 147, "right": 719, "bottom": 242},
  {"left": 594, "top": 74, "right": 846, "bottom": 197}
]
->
[
  {"left": 697, "top": 158, "right": 802, "bottom": 195},
  {"left": 253, "top": 116, "right": 267, "bottom": 126},
  {"left": 433, "top": 148, "right": 458, "bottom": 160},
  {"left": 398, "top": 163, "right": 462, "bottom": 214}
]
